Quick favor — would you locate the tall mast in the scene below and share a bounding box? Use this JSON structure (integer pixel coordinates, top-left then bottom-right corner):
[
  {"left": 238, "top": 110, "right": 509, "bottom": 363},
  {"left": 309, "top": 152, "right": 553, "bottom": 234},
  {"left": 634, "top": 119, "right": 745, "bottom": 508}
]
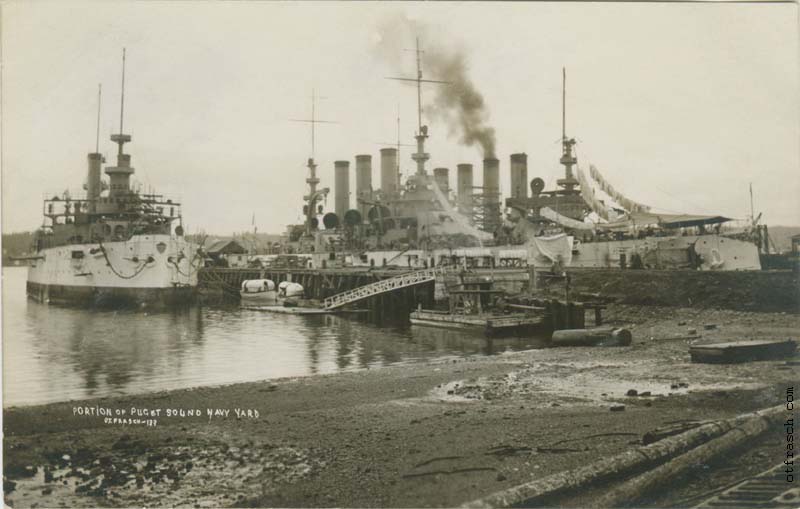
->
[
  {"left": 557, "top": 67, "right": 579, "bottom": 194},
  {"left": 107, "top": 48, "right": 134, "bottom": 198},
  {"left": 290, "top": 90, "right": 337, "bottom": 237},
  {"left": 415, "top": 37, "right": 423, "bottom": 133},
  {"left": 397, "top": 105, "right": 402, "bottom": 188},
  {"left": 562, "top": 67, "right": 566, "bottom": 141},
  {"left": 290, "top": 89, "right": 337, "bottom": 160},
  {"left": 110, "top": 48, "right": 132, "bottom": 160},
  {"left": 311, "top": 88, "right": 316, "bottom": 158},
  {"left": 118, "top": 48, "right": 126, "bottom": 155},
  {"left": 95, "top": 84, "right": 102, "bottom": 153},
  {"left": 87, "top": 83, "right": 104, "bottom": 210},
  {"left": 387, "top": 37, "right": 450, "bottom": 176},
  {"left": 376, "top": 107, "right": 414, "bottom": 191}
]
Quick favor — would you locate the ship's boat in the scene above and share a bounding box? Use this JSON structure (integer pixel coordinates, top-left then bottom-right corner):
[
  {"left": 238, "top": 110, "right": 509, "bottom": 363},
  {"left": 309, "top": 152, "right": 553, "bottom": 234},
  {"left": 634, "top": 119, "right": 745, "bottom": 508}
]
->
[
  {"left": 239, "top": 279, "right": 278, "bottom": 305},
  {"left": 25, "top": 52, "right": 201, "bottom": 308},
  {"left": 278, "top": 281, "right": 305, "bottom": 298}
]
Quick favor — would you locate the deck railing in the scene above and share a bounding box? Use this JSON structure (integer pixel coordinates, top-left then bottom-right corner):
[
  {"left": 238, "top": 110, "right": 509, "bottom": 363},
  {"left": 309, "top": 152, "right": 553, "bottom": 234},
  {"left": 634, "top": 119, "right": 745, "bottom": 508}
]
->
[{"left": 323, "top": 267, "right": 444, "bottom": 309}]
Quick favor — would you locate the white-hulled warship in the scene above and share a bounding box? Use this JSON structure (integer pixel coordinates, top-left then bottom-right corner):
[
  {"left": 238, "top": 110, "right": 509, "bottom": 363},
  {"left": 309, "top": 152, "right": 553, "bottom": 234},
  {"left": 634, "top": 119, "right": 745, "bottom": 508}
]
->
[
  {"left": 276, "top": 44, "right": 762, "bottom": 273},
  {"left": 25, "top": 50, "right": 201, "bottom": 307}
]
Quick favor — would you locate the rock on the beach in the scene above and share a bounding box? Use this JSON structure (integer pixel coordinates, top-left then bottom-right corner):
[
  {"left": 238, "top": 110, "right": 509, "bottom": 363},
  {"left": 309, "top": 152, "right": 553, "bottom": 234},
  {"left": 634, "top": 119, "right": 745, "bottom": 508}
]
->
[{"left": 610, "top": 405, "right": 626, "bottom": 412}]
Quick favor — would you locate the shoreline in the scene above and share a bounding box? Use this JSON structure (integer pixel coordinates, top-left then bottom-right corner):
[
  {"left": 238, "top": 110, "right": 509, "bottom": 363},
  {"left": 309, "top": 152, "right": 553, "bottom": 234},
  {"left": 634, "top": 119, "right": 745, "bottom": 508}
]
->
[{"left": 4, "top": 304, "right": 799, "bottom": 507}]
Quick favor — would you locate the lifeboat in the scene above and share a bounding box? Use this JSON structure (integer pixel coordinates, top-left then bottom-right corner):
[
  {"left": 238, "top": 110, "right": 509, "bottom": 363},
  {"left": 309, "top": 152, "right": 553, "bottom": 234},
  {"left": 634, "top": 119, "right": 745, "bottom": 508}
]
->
[
  {"left": 239, "top": 279, "right": 277, "bottom": 305},
  {"left": 278, "top": 281, "right": 304, "bottom": 298}
]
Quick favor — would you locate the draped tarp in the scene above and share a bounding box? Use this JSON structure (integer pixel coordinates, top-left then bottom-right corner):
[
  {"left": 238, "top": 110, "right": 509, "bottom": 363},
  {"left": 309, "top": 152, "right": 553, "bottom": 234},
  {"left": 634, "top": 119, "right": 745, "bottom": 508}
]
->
[
  {"left": 430, "top": 178, "right": 493, "bottom": 244},
  {"left": 589, "top": 165, "right": 651, "bottom": 213},
  {"left": 576, "top": 167, "right": 610, "bottom": 220},
  {"left": 540, "top": 206, "right": 595, "bottom": 231},
  {"left": 597, "top": 212, "right": 732, "bottom": 230},
  {"left": 526, "top": 233, "right": 573, "bottom": 266}
]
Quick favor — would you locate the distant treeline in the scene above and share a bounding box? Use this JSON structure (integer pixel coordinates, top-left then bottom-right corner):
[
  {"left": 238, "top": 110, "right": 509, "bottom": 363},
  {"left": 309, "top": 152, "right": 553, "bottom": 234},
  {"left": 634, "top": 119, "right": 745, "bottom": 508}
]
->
[{"left": 2, "top": 231, "right": 35, "bottom": 265}]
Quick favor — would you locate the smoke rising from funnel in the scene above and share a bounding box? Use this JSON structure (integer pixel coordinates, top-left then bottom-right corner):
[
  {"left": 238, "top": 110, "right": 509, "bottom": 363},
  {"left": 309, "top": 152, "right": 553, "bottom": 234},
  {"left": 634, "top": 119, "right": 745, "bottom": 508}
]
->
[
  {"left": 426, "top": 49, "right": 496, "bottom": 158},
  {"left": 371, "top": 15, "right": 497, "bottom": 158}
]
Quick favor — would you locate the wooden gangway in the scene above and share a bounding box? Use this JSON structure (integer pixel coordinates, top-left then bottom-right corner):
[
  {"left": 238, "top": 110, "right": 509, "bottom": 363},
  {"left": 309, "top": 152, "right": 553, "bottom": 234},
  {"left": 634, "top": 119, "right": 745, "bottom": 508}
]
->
[{"left": 323, "top": 267, "right": 442, "bottom": 310}]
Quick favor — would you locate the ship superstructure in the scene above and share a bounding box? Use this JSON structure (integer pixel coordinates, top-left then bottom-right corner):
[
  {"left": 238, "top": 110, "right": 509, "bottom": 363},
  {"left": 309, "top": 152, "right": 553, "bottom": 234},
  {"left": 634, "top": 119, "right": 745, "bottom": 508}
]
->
[
  {"left": 26, "top": 50, "right": 201, "bottom": 307},
  {"left": 277, "top": 49, "right": 761, "bottom": 272}
]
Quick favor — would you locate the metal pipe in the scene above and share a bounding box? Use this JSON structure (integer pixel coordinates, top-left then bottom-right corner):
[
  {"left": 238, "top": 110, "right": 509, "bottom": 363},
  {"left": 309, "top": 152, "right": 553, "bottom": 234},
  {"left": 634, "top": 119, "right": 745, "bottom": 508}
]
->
[
  {"left": 457, "top": 163, "right": 474, "bottom": 216},
  {"left": 433, "top": 167, "right": 449, "bottom": 194},
  {"left": 510, "top": 153, "right": 528, "bottom": 199},
  {"left": 355, "top": 154, "right": 372, "bottom": 215},
  {"left": 334, "top": 160, "right": 350, "bottom": 219},
  {"left": 380, "top": 148, "right": 398, "bottom": 196}
]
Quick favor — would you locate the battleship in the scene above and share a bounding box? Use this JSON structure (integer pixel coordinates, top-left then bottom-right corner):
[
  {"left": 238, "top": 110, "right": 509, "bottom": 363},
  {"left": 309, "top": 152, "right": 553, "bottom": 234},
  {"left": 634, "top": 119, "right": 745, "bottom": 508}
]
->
[
  {"left": 24, "top": 50, "right": 201, "bottom": 307},
  {"left": 276, "top": 44, "right": 762, "bottom": 273}
]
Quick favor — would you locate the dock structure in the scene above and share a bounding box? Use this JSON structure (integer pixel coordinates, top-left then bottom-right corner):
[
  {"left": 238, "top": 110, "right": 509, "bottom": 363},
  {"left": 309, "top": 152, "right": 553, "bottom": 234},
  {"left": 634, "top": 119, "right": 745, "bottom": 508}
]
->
[
  {"left": 199, "top": 266, "right": 436, "bottom": 321},
  {"left": 323, "top": 267, "right": 442, "bottom": 309},
  {"left": 199, "top": 266, "right": 590, "bottom": 328}
]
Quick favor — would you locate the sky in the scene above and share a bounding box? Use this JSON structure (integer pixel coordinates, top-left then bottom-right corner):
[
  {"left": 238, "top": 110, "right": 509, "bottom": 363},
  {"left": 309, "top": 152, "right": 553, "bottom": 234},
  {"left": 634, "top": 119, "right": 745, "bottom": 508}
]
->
[{"left": 2, "top": 1, "right": 799, "bottom": 235}]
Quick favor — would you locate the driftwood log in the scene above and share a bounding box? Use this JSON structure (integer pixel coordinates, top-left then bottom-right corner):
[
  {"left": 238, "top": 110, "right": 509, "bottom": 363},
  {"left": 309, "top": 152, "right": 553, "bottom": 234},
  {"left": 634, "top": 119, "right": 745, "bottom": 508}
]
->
[
  {"left": 461, "top": 405, "right": 784, "bottom": 508},
  {"left": 595, "top": 405, "right": 784, "bottom": 507}
]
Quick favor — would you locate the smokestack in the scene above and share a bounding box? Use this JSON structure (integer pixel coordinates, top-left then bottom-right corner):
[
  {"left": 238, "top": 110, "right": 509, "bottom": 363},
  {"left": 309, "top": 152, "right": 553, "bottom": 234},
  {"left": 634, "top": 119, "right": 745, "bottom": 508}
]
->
[
  {"left": 87, "top": 153, "right": 103, "bottom": 212},
  {"left": 482, "top": 157, "right": 501, "bottom": 232},
  {"left": 510, "top": 153, "right": 528, "bottom": 199},
  {"left": 380, "top": 148, "right": 398, "bottom": 196},
  {"left": 457, "top": 163, "right": 474, "bottom": 216},
  {"left": 433, "top": 167, "right": 449, "bottom": 194},
  {"left": 355, "top": 154, "right": 373, "bottom": 216},
  {"left": 334, "top": 160, "right": 350, "bottom": 219}
]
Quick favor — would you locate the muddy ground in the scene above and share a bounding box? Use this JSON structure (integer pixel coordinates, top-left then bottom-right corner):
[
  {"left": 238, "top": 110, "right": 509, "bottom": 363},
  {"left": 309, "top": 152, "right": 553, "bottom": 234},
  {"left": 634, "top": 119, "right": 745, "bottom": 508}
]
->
[{"left": 4, "top": 304, "right": 799, "bottom": 508}]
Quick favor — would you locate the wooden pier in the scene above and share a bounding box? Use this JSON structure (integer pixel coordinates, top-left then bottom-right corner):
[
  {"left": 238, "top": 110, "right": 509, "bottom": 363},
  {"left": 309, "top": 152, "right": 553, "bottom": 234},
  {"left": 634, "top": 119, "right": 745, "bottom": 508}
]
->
[
  {"left": 200, "top": 266, "right": 588, "bottom": 329},
  {"left": 199, "top": 267, "right": 436, "bottom": 321}
]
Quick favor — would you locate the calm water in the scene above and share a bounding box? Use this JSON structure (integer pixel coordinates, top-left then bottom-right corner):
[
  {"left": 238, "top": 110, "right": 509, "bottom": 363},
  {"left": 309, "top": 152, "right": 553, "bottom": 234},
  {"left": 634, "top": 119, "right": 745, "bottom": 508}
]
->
[{"left": 2, "top": 267, "right": 544, "bottom": 407}]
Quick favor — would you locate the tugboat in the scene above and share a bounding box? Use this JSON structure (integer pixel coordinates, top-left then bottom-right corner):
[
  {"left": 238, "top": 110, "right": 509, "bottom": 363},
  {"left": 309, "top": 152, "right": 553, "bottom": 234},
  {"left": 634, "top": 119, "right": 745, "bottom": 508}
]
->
[{"left": 25, "top": 50, "right": 201, "bottom": 307}]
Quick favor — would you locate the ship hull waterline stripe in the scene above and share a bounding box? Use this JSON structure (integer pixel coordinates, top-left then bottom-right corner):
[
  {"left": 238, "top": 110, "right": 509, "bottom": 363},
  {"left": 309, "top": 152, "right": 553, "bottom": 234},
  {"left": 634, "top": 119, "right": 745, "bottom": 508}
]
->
[{"left": 26, "top": 281, "right": 196, "bottom": 308}]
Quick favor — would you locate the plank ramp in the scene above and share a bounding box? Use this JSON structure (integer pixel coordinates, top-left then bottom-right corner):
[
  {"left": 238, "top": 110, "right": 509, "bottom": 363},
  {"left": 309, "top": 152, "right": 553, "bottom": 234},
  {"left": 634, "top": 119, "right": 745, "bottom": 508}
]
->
[
  {"left": 323, "top": 267, "right": 441, "bottom": 310},
  {"left": 693, "top": 462, "right": 799, "bottom": 508}
]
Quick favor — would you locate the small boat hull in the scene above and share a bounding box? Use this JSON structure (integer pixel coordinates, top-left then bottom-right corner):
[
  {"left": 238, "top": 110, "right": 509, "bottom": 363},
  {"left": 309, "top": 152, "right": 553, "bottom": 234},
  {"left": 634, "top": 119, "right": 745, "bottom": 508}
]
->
[
  {"left": 410, "top": 310, "right": 546, "bottom": 337},
  {"left": 690, "top": 339, "right": 797, "bottom": 364},
  {"left": 239, "top": 290, "right": 279, "bottom": 305}
]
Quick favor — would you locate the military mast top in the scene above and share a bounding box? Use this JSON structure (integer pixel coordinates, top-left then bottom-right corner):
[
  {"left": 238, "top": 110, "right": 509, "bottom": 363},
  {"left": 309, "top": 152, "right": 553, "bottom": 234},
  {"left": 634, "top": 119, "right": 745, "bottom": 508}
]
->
[
  {"left": 557, "top": 67, "right": 580, "bottom": 194},
  {"left": 291, "top": 88, "right": 336, "bottom": 237},
  {"left": 105, "top": 48, "right": 135, "bottom": 198},
  {"left": 387, "top": 37, "right": 450, "bottom": 176}
]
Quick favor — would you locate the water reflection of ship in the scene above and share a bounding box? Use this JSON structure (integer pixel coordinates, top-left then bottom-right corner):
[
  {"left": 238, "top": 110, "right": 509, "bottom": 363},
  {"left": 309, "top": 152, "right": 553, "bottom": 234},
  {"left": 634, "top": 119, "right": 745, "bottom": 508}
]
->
[
  {"left": 24, "top": 302, "right": 204, "bottom": 400},
  {"left": 314, "top": 314, "right": 547, "bottom": 369}
]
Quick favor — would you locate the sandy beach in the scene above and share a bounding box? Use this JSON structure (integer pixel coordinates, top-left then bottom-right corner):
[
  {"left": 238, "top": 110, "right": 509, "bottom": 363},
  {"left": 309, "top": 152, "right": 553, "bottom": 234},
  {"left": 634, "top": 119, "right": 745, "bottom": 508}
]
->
[{"left": 4, "top": 304, "right": 798, "bottom": 508}]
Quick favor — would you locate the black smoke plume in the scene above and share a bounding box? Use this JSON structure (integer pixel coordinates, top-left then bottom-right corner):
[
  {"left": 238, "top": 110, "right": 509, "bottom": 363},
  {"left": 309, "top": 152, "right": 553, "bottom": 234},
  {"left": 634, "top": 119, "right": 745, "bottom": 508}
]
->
[
  {"left": 426, "top": 49, "right": 496, "bottom": 158},
  {"left": 371, "top": 16, "right": 497, "bottom": 158}
]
